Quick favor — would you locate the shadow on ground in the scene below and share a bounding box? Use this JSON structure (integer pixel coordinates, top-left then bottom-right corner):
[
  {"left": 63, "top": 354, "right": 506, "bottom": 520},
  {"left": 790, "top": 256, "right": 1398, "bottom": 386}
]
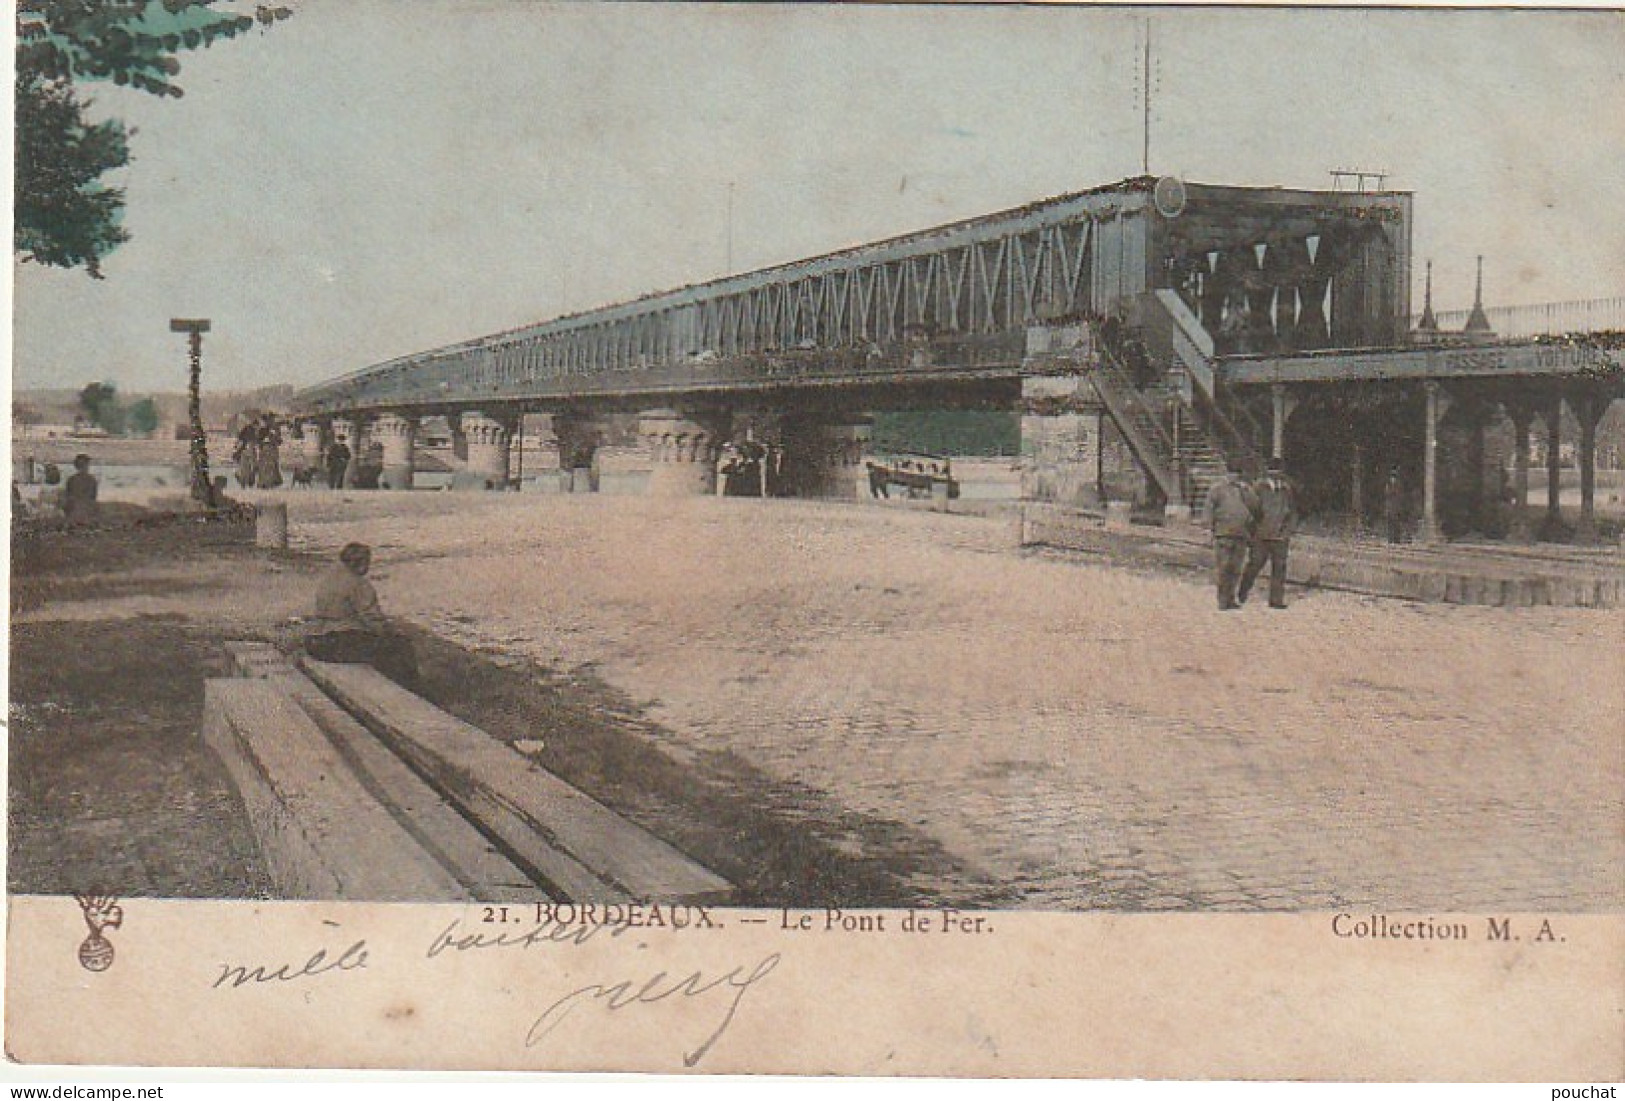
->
[
  {"left": 404, "top": 631, "right": 997, "bottom": 908},
  {"left": 10, "top": 519, "right": 993, "bottom": 906}
]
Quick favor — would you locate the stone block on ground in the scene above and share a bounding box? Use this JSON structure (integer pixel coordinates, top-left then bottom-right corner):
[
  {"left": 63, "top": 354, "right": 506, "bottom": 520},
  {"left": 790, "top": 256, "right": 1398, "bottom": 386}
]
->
[{"left": 255, "top": 502, "right": 289, "bottom": 549}]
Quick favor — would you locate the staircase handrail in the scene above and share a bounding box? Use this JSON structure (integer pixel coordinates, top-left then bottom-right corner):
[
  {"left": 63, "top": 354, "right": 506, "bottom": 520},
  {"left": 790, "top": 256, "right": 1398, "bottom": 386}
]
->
[
  {"left": 1149, "top": 290, "right": 1267, "bottom": 475},
  {"left": 1155, "top": 289, "right": 1215, "bottom": 380},
  {"left": 1188, "top": 385, "right": 1265, "bottom": 477},
  {"left": 1092, "top": 337, "right": 1180, "bottom": 501},
  {"left": 1096, "top": 343, "right": 1176, "bottom": 452}
]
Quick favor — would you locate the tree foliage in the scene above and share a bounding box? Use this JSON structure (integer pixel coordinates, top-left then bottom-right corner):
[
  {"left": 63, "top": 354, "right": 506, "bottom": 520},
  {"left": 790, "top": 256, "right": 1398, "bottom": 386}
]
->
[
  {"left": 76, "top": 382, "right": 165, "bottom": 436},
  {"left": 15, "top": 1, "right": 293, "bottom": 277},
  {"left": 15, "top": 71, "right": 131, "bottom": 277},
  {"left": 127, "top": 396, "right": 160, "bottom": 435},
  {"left": 18, "top": 1, "right": 293, "bottom": 99},
  {"left": 77, "top": 380, "right": 122, "bottom": 432}
]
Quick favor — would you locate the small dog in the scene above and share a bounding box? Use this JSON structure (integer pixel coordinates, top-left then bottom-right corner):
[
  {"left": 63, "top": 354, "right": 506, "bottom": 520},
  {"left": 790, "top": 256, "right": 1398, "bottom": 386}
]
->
[{"left": 290, "top": 467, "right": 316, "bottom": 488}]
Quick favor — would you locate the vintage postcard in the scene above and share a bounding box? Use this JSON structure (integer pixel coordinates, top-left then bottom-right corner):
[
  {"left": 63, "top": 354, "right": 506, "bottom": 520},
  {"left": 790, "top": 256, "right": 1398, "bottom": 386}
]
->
[{"left": 7, "top": 0, "right": 1622, "bottom": 1083}]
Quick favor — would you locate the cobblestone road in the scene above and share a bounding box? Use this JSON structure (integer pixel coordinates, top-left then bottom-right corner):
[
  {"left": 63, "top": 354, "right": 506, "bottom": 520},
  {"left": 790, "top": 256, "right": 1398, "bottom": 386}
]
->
[{"left": 288, "top": 492, "right": 1623, "bottom": 911}]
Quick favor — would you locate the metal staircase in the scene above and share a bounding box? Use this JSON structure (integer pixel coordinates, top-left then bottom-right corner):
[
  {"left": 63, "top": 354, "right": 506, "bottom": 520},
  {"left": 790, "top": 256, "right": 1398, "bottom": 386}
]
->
[
  {"left": 1151, "top": 290, "right": 1267, "bottom": 471},
  {"left": 1089, "top": 341, "right": 1182, "bottom": 505},
  {"left": 1171, "top": 406, "right": 1230, "bottom": 508},
  {"left": 1113, "top": 372, "right": 1227, "bottom": 509},
  {"left": 1087, "top": 292, "right": 1267, "bottom": 510}
]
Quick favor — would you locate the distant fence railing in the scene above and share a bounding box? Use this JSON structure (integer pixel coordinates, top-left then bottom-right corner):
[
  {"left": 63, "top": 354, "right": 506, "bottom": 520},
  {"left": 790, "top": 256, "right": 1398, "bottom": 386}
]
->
[{"left": 1413, "top": 297, "right": 1625, "bottom": 338}]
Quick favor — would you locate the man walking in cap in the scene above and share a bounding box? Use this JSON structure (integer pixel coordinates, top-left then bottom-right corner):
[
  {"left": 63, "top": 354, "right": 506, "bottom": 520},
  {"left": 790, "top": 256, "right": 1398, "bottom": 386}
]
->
[
  {"left": 1239, "top": 457, "right": 1298, "bottom": 609},
  {"left": 1204, "top": 460, "right": 1260, "bottom": 611}
]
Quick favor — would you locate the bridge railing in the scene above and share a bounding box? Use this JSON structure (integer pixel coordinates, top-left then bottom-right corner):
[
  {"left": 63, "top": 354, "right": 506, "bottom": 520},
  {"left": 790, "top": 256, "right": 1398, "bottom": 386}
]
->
[{"left": 1414, "top": 297, "right": 1625, "bottom": 338}]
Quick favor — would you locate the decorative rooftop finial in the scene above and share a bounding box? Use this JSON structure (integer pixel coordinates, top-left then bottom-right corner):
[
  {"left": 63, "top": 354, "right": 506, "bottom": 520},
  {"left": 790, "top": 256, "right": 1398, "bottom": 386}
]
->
[
  {"left": 1418, "top": 259, "right": 1438, "bottom": 331},
  {"left": 1464, "top": 254, "right": 1493, "bottom": 333}
]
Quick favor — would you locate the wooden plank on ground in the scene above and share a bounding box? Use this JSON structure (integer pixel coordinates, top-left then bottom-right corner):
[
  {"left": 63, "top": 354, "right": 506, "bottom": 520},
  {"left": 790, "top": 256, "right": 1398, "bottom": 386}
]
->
[
  {"left": 299, "top": 659, "right": 733, "bottom": 904},
  {"left": 276, "top": 672, "right": 546, "bottom": 903},
  {"left": 224, "top": 640, "right": 295, "bottom": 679},
  {"left": 201, "top": 679, "right": 470, "bottom": 901}
]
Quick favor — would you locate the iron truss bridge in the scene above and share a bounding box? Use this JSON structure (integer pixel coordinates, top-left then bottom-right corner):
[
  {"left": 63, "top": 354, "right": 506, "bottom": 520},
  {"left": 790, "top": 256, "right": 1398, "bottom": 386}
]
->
[{"left": 292, "top": 178, "right": 1168, "bottom": 416}]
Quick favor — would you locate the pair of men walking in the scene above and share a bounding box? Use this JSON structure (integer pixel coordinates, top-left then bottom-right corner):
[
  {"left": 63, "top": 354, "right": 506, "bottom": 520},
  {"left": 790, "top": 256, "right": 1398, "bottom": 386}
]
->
[{"left": 1203, "top": 457, "right": 1297, "bottom": 611}]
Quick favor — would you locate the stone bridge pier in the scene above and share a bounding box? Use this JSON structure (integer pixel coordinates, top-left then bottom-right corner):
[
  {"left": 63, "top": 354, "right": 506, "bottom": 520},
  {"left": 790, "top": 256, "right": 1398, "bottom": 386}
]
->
[
  {"left": 640, "top": 409, "right": 731, "bottom": 496},
  {"left": 456, "top": 410, "right": 515, "bottom": 490},
  {"left": 1019, "top": 322, "right": 1104, "bottom": 508},
  {"left": 551, "top": 412, "right": 605, "bottom": 492},
  {"left": 373, "top": 413, "right": 418, "bottom": 490},
  {"left": 289, "top": 418, "right": 329, "bottom": 477},
  {"left": 333, "top": 415, "right": 369, "bottom": 489},
  {"left": 1019, "top": 375, "right": 1104, "bottom": 508},
  {"left": 777, "top": 413, "right": 873, "bottom": 499}
]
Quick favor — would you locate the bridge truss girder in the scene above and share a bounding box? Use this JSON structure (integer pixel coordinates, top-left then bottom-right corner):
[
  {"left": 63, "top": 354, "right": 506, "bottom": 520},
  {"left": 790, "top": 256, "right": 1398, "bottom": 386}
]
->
[{"left": 295, "top": 184, "right": 1157, "bottom": 417}]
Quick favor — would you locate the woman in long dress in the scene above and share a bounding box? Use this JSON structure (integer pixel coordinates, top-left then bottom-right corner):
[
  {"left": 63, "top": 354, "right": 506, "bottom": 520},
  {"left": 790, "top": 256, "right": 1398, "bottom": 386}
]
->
[
  {"left": 255, "top": 416, "right": 284, "bottom": 490},
  {"left": 233, "top": 421, "right": 259, "bottom": 489}
]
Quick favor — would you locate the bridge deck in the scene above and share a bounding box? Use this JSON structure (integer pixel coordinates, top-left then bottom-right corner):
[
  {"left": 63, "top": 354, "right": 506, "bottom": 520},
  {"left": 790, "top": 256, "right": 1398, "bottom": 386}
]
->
[
  {"left": 1222, "top": 339, "right": 1624, "bottom": 387},
  {"left": 299, "top": 335, "right": 1028, "bottom": 415}
]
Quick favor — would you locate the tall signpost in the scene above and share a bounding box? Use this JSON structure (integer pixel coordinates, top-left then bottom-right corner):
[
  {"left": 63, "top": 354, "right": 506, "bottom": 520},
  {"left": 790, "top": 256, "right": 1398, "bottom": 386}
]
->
[{"left": 170, "top": 318, "right": 214, "bottom": 506}]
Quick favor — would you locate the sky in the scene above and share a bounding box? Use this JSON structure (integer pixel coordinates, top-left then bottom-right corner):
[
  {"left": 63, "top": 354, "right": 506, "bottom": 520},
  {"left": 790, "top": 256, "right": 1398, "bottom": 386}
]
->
[{"left": 11, "top": 2, "right": 1625, "bottom": 394}]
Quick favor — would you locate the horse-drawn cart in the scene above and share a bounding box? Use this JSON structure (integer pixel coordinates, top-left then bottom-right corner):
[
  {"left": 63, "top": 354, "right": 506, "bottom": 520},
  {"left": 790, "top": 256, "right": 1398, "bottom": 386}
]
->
[{"left": 865, "top": 451, "right": 960, "bottom": 500}]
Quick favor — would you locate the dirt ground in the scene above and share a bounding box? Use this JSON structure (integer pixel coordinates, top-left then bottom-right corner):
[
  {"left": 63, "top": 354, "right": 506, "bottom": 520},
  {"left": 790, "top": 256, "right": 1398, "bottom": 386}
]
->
[
  {"left": 9, "top": 519, "right": 274, "bottom": 897},
  {"left": 291, "top": 490, "right": 1623, "bottom": 910},
  {"left": 8, "top": 508, "right": 970, "bottom": 905},
  {"left": 10, "top": 490, "right": 1623, "bottom": 910}
]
